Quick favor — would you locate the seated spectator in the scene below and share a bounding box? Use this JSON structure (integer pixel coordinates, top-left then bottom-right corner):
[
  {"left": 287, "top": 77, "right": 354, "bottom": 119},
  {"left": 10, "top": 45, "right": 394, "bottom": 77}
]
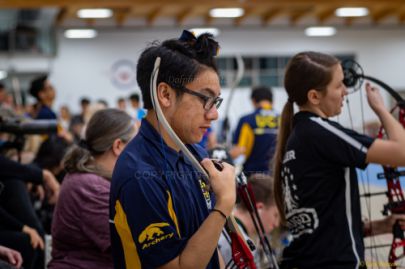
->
[
  {"left": 32, "top": 136, "right": 70, "bottom": 234},
  {"left": 49, "top": 109, "right": 136, "bottom": 269},
  {"left": 69, "top": 98, "right": 90, "bottom": 143},
  {"left": 96, "top": 99, "right": 109, "bottom": 108},
  {"left": 116, "top": 97, "right": 126, "bottom": 111},
  {"left": 218, "top": 173, "right": 280, "bottom": 269},
  {"left": 0, "top": 83, "right": 18, "bottom": 120},
  {"left": 0, "top": 156, "right": 59, "bottom": 269},
  {"left": 128, "top": 93, "right": 146, "bottom": 126},
  {"left": 34, "top": 136, "right": 70, "bottom": 181},
  {"left": 0, "top": 245, "right": 22, "bottom": 269},
  {"left": 58, "top": 105, "right": 71, "bottom": 132}
]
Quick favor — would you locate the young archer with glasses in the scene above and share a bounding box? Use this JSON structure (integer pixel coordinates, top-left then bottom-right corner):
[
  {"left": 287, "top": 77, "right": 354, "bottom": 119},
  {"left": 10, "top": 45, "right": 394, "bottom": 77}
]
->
[
  {"left": 110, "top": 30, "right": 237, "bottom": 269},
  {"left": 177, "top": 85, "right": 223, "bottom": 111}
]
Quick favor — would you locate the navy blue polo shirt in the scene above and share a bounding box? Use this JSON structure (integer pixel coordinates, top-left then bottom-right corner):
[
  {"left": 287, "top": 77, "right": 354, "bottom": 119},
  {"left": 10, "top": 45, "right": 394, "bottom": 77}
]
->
[
  {"left": 232, "top": 104, "right": 279, "bottom": 176},
  {"left": 110, "top": 119, "right": 220, "bottom": 269}
]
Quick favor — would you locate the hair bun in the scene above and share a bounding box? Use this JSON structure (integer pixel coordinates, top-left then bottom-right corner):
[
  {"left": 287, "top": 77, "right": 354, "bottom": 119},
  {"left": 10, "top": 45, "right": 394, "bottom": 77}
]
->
[
  {"left": 161, "top": 39, "right": 194, "bottom": 58},
  {"left": 195, "top": 33, "right": 219, "bottom": 59},
  {"left": 175, "top": 30, "right": 219, "bottom": 69}
]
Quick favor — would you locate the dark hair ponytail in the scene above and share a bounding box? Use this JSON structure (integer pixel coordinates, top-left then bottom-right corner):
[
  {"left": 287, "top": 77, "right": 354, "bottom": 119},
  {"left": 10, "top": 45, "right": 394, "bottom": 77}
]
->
[
  {"left": 273, "top": 51, "right": 339, "bottom": 224},
  {"left": 273, "top": 101, "right": 294, "bottom": 224}
]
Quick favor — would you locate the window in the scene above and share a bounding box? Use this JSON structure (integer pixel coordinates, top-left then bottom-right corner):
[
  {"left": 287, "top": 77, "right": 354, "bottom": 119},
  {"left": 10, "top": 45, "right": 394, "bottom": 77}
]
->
[
  {"left": 0, "top": 9, "right": 57, "bottom": 55},
  {"left": 218, "top": 54, "right": 355, "bottom": 88}
]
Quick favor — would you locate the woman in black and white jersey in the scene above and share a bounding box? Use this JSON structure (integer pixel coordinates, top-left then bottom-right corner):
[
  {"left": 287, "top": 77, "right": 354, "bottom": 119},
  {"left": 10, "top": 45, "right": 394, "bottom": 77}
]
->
[{"left": 273, "top": 51, "right": 405, "bottom": 269}]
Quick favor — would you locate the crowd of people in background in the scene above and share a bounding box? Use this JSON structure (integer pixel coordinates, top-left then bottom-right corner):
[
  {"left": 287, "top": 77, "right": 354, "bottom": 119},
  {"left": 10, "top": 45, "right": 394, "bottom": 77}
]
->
[
  {"left": 2, "top": 30, "right": 402, "bottom": 269},
  {"left": 0, "top": 78, "right": 146, "bottom": 269},
  {"left": 0, "top": 69, "right": 281, "bottom": 269}
]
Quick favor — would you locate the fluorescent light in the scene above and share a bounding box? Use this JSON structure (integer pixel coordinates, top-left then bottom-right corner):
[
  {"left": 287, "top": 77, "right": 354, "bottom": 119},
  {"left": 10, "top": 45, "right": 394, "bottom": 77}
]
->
[
  {"left": 0, "top": 71, "right": 7, "bottom": 80},
  {"left": 64, "top": 29, "right": 98, "bottom": 39},
  {"left": 305, "top": 26, "right": 336, "bottom": 37},
  {"left": 335, "top": 7, "right": 369, "bottom": 17},
  {"left": 77, "top": 8, "right": 113, "bottom": 18},
  {"left": 209, "top": 8, "right": 244, "bottom": 18},
  {"left": 189, "top": 28, "right": 220, "bottom": 37}
]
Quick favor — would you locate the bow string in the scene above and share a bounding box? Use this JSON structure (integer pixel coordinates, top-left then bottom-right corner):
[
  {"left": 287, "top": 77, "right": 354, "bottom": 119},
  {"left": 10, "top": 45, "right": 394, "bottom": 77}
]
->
[{"left": 343, "top": 59, "right": 405, "bottom": 269}]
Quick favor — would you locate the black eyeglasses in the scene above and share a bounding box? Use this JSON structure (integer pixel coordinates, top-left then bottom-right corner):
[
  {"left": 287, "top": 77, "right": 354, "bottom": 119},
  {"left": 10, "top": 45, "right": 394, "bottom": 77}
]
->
[{"left": 177, "top": 86, "right": 223, "bottom": 111}]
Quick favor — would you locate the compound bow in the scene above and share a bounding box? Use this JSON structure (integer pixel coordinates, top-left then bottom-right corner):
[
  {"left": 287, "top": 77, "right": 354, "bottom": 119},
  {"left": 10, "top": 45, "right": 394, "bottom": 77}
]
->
[{"left": 343, "top": 60, "right": 405, "bottom": 269}]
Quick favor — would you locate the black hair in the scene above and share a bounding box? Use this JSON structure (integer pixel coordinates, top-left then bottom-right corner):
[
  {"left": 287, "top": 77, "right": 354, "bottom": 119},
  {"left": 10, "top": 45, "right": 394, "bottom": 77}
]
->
[
  {"left": 0, "top": 82, "right": 4, "bottom": 90},
  {"left": 136, "top": 32, "right": 219, "bottom": 109},
  {"left": 80, "top": 97, "right": 90, "bottom": 106},
  {"left": 129, "top": 93, "right": 140, "bottom": 102},
  {"left": 34, "top": 136, "right": 70, "bottom": 170},
  {"left": 29, "top": 75, "right": 47, "bottom": 100},
  {"left": 251, "top": 86, "right": 273, "bottom": 103}
]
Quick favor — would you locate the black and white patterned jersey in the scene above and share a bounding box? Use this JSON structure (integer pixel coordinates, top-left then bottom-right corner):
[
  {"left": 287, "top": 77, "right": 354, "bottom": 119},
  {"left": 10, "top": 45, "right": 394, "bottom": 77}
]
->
[{"left": 280, "top": 111, "right": 375, "bottom": 269}]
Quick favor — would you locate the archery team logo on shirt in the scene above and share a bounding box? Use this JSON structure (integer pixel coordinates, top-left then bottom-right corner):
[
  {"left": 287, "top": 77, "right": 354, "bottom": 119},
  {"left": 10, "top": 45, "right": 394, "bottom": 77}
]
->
[
  {"left": 255, "top": 110, "right": 278, "bottom": 129},
  {"left": 283, "top": 151, "right": 319, "bottom": 239},
  {"left": 199, "top": 179, "right": 212, "bottom": 210},
  {"left": 138, "top": 223, "right": 174, "bottom": 249},
  {"left": 254, "top": 111, "right": 279, "bottom": 135}
]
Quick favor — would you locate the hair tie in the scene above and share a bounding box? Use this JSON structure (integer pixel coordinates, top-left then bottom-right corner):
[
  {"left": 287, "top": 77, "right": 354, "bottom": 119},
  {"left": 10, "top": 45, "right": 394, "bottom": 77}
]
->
[
  {"left": 78, "top": 139, "right": 90, "bottom": 151},
  {"left": 195, "top": 34, "right": 219, "bottom": 57},
  {"left": 178, "top": 30, "right": 196, "bottom": 43},
  {"left": 288, "top": 97, "right": 294, "bottom": 104}
]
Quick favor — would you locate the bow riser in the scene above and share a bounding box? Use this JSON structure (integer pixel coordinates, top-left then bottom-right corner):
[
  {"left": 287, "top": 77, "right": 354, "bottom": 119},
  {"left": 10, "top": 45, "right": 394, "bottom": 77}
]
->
[{"left": 376, "top": 106, "right": 405, "bottom": 269}]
